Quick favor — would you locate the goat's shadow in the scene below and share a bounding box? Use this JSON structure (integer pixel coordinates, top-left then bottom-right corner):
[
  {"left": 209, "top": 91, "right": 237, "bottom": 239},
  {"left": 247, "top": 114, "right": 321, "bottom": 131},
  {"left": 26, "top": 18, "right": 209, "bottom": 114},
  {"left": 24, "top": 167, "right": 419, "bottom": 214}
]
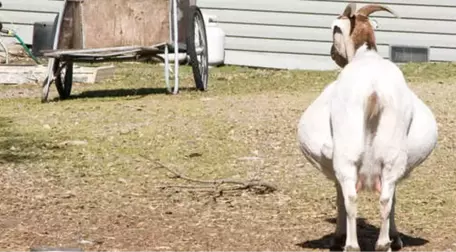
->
[{"left": 296, "top": 218, "right": 428, "bottom": 251}]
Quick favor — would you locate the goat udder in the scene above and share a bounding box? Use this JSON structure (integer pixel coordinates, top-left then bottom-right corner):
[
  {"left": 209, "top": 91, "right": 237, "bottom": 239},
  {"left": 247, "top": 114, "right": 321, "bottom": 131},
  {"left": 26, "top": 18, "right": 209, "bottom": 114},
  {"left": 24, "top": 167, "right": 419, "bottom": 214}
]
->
[{"left": 356, "top": 174, "right": 382, "bottom": 193}]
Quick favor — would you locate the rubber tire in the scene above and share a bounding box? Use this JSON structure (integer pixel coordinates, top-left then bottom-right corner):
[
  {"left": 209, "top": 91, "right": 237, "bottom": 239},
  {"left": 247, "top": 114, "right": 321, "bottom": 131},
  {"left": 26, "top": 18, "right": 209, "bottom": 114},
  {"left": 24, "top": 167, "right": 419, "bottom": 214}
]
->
[
  {"left": 186, "top": 6, "right": 209, "bottom": 91},
  {"left": 55, "top": 60, "right": 73, "bottom": 100}
]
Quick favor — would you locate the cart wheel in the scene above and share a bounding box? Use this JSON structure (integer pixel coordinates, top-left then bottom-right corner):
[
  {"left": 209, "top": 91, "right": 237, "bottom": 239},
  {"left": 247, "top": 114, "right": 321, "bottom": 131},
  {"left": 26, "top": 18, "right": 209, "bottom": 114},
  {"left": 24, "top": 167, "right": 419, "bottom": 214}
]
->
[
  {"left": 186, "top": 6, "right": 209, "bottom": 91},
  {"left": 55, "top": 60, "right": 73, "bottom": 100}
]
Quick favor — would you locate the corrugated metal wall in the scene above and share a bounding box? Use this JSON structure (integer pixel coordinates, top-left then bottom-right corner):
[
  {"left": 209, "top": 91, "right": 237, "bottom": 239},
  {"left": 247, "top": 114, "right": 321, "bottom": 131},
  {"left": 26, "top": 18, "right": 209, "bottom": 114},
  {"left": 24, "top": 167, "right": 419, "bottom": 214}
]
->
[
  {"left": 0, "top": 0, "right": 65, "bottom": 45},
  {"left": 198, "top": 0, "right": 456, "bottom": 70}
]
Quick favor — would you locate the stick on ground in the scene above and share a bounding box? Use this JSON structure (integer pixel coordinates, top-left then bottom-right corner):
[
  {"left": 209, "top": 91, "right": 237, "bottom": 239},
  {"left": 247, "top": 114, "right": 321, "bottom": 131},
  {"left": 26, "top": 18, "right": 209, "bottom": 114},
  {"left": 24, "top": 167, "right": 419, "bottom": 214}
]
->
[{"left": 139, "top": 154, "right": 277, "bottom": 194}]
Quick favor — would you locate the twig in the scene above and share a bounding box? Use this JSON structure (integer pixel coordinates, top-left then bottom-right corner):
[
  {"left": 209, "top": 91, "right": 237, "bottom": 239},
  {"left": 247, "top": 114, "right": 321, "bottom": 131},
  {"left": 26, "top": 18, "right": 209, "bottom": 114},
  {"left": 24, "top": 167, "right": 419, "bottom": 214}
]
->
[
  {"left": 156, "top": 184, "right": 215, "bottom": 189},
  {"left": 140, "top": 154, "right": 277, "bottom": 194}
]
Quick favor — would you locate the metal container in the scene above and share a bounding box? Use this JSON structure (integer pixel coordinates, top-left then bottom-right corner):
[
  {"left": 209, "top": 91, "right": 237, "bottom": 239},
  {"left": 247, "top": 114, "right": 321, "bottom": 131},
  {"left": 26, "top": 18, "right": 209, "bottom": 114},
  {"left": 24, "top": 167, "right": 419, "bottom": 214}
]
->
[
  {"left": 32, "top": 20, "right": 57, "bottom": 57},
  {"left": 202, "top": 14, "right": 225, "bottom": 66}
]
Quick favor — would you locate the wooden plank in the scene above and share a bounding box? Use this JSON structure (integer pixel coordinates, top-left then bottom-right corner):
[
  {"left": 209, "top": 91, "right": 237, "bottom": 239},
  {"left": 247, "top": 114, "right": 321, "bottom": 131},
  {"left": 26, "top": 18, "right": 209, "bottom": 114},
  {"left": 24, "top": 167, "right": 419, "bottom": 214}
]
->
[
  {"left": 218, "top": 23, "right": 456, "bottom": 48},
  {"left": 72, "top": 1, "right": 84, "bottom": 49},
  {"left": 59, "top": 49, "right": 142, "bottom": 58},
  {"left": 201, "top": 9, "right": 456, "bottom": 35},
  {"left": 93, "top": 65, "right": 117, "bottom": 83},
  {"left": 42, "top": 45, "right": 162, "bottom": 57},
  {"left": 224, "top": 37, "right": 391, "bottom": 59},
  {"left": 198, "top": 0, "right": 456, "bottom": 21},
  {"left": 81, "top": 0, "right": 171, "bottom": 48},
  {"left": 0, "top": 64, "right": 116, "bottom": 84},
  {"left": 58, "top": 1, "right": 84, "bottom": 49},
  {"left": 224, "top": 50, "right": 339, "bottom": 70},
  {"left": 0, "top": 37, "right": 17, "bottom": 46}
]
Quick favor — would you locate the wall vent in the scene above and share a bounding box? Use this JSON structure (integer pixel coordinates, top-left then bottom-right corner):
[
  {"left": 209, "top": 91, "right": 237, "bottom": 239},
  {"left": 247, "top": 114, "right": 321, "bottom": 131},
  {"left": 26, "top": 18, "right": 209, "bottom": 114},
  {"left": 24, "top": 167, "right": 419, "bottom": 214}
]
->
[{"left": 390, "top": 45, "right": 429, "bottom": 63}]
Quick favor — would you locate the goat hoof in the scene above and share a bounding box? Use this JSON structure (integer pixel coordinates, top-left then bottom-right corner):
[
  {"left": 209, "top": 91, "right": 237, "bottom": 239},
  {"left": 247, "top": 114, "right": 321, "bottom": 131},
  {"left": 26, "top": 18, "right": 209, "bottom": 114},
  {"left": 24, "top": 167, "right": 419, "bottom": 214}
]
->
[
  {"left": 344, "top": 245, "right": 361, "bottom": 252},
  {"left": 375, "top": 241, "right": 392, "bottom": 252},
  {"left": 330, "top": 234, "right": 346, "bottom": 251},
  {"left": 390, "top": 235, "right": 403, "bottom": 251}
]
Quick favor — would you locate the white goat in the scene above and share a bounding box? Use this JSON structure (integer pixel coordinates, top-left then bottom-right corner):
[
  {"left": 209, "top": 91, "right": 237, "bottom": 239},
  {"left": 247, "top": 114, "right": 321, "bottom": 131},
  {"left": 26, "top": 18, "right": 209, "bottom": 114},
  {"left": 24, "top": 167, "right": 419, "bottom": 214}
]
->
[{"left": 297, "top": 3, "right": 438, "bottom": 252}]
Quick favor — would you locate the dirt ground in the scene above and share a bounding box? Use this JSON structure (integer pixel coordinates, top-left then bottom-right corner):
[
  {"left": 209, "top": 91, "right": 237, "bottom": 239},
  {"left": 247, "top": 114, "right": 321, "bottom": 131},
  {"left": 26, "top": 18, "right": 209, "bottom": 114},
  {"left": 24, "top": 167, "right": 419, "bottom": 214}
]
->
[{"left": 0, "top": 62, "right": 455, "bottom": 251}]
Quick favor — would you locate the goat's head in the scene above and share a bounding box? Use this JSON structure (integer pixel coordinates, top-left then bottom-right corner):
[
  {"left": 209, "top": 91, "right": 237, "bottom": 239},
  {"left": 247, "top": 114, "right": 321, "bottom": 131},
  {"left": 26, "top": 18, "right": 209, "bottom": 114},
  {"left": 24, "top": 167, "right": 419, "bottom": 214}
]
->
[{"left": 330, "top": 3, "right": 399, "bottom": 68}]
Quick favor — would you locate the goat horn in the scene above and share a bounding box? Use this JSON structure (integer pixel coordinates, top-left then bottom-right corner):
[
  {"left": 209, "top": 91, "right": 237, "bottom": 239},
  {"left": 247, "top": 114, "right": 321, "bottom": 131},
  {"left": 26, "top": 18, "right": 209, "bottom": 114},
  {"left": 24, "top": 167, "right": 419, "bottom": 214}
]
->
[
  {"left": 342, "top": 2, "right": 357, "bottom": 17},
  {"left": 357, "top": 4, "right": 400, "bottom": 18}
]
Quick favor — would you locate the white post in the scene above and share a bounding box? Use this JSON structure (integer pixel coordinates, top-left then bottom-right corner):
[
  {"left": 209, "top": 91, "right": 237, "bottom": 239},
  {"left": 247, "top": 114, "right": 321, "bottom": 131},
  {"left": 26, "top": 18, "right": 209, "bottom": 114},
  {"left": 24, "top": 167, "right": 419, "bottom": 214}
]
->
[
  {"left": 0, "top": 38, "right": 9, "bottom": 64},
  {"left": 172, "top": 0, "right": 179, "bottom": 94},
  {"left": 164, "top": 45, "right": 171, "bottom": 93}
]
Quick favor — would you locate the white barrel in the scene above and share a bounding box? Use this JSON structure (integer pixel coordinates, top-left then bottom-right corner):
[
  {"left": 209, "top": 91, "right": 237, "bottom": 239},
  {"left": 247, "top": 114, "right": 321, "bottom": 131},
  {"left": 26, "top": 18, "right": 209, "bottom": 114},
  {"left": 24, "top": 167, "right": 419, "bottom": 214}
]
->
[{"left": 203, "top": 14, "right": 225, "bottom": 66}]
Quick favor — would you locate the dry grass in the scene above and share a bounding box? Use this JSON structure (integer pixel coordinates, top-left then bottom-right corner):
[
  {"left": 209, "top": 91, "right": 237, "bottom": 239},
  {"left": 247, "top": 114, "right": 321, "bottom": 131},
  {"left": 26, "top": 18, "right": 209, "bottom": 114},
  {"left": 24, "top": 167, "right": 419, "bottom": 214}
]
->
[{"left": 0, "top": 61, "right": 455, "bottom": 251}]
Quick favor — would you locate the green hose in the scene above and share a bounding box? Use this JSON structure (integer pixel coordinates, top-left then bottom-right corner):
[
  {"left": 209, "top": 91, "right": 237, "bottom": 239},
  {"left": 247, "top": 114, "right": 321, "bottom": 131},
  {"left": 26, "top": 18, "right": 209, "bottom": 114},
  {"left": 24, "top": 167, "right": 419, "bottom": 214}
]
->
[{"left": 12, "top": 32, "right": 40, "bottom": 64}]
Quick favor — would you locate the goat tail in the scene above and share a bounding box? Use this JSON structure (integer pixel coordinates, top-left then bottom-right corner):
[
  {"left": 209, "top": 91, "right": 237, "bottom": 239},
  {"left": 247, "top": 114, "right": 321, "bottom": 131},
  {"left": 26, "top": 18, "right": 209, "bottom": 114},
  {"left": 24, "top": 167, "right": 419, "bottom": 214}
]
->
[
  {"left": 365, "top": 91, "right": 382, "bottom": 124},
  {"left": 359, "top": 91, "right": 383, "bottom": 192}
]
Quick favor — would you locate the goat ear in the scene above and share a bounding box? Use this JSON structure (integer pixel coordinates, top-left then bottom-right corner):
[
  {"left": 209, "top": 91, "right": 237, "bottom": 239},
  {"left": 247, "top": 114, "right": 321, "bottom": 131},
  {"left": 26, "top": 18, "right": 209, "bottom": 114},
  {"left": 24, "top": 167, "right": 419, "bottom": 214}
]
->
[
  {"left": 370, "top": 19, "right": 379, "bottom": 29},
  {"left": 342, "top": 3, "right": 357, "bottom": 18}
]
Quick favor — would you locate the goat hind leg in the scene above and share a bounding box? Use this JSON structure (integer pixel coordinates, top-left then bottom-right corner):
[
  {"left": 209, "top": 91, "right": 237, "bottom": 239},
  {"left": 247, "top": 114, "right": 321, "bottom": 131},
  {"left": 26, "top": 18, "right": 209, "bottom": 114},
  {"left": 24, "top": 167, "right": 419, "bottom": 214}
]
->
[
  {"left": 331, "top": 182, "right": 347, "bottom": 250},
  {"left": 339, "top": 179, "right": 359, "bottom": 252},
  {"left": 389, "top": 192, "right": 404, "bottom": 251},
  {"left": 376, "top": 169, "right": 399, "bottom": 251}
]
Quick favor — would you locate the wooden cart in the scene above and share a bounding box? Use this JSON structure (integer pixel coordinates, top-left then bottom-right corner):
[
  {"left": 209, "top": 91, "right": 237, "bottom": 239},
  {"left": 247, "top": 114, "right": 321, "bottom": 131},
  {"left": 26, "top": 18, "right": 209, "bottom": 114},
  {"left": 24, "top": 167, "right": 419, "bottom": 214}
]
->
[{"left": 40, "top": 0, "right": 208, "bottom": 102}]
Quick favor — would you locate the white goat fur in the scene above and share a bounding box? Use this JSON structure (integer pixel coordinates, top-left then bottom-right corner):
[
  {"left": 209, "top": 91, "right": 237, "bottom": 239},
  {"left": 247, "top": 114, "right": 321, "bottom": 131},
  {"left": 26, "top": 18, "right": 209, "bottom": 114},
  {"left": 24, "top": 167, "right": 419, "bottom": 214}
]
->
[{"left": 297, "top": 3, "right": 438, "bottom": 252}]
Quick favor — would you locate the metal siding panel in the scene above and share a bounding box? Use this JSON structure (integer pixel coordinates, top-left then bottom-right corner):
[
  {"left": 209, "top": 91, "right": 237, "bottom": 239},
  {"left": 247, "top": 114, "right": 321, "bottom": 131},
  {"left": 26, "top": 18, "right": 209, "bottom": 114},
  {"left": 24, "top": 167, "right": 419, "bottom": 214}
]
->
[
  {"left": 199, "top": 0, "right": 456, "bottom": 69},
  {"left": 224, "top": 50, "right": 339, "bottom": 70},
  {"left": 377, "top": 32, "right": 456, "bottom": 48},
  {"left": 225, "top": 37, "right": 391, "bottom": 58},
  {"left": 201, "top": 9, "right": 456, "bottom": 35},
  {"left": 430, "top": 48, "right": 456, "bottom": 62},
  {"left": 0, "top": 11, "right": 58, "bottom": 25},
  {"left": 218, "top": 23, "right": 331, "bottom": 41},
  {"left": 0, "top": 0, "right": 64, "bottom": 13},
  {"left": 199, "top": 0, "right": 456, "bottom": 21},
  {"left": 306, "top": 0, "right": 456, "bottom": 7},
  {"left": 219, "top": 23, "right": 456, "bottom": 48}
]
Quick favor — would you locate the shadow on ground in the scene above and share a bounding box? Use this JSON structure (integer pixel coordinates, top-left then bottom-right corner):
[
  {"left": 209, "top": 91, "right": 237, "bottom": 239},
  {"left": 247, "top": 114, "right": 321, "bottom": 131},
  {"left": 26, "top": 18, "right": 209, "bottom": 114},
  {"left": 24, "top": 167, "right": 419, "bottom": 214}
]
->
[
  {"left": 55, "top": 87, "right": 199, "bottom": 101},
  {"left": 0, "top": 117, "right": 49, "bottom": 164},
  {"left": 296, "top": 218, "right": 428, "bottom": 251}
]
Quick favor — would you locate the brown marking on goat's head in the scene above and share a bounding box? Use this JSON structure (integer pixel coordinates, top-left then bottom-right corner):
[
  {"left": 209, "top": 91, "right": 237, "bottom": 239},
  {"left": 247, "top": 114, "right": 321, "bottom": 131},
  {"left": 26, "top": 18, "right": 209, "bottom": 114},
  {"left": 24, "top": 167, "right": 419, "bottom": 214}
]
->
[
  {"left": 330, "top": 3, "right": 399, "bottom": 68},
  {"left": 331, "top": 44, "right": 348, "bottom": 68}
]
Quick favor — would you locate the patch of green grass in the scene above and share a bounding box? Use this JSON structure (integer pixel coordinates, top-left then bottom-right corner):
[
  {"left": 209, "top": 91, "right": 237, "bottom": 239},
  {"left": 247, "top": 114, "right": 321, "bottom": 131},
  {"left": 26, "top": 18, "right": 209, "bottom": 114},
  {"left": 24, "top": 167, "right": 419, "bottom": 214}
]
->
[
  {"left": 400, "top": 62, "right": 456, "bottom": 84},
  {"left": 0, "top": 60, "right": 454, "bottom": 176}
]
